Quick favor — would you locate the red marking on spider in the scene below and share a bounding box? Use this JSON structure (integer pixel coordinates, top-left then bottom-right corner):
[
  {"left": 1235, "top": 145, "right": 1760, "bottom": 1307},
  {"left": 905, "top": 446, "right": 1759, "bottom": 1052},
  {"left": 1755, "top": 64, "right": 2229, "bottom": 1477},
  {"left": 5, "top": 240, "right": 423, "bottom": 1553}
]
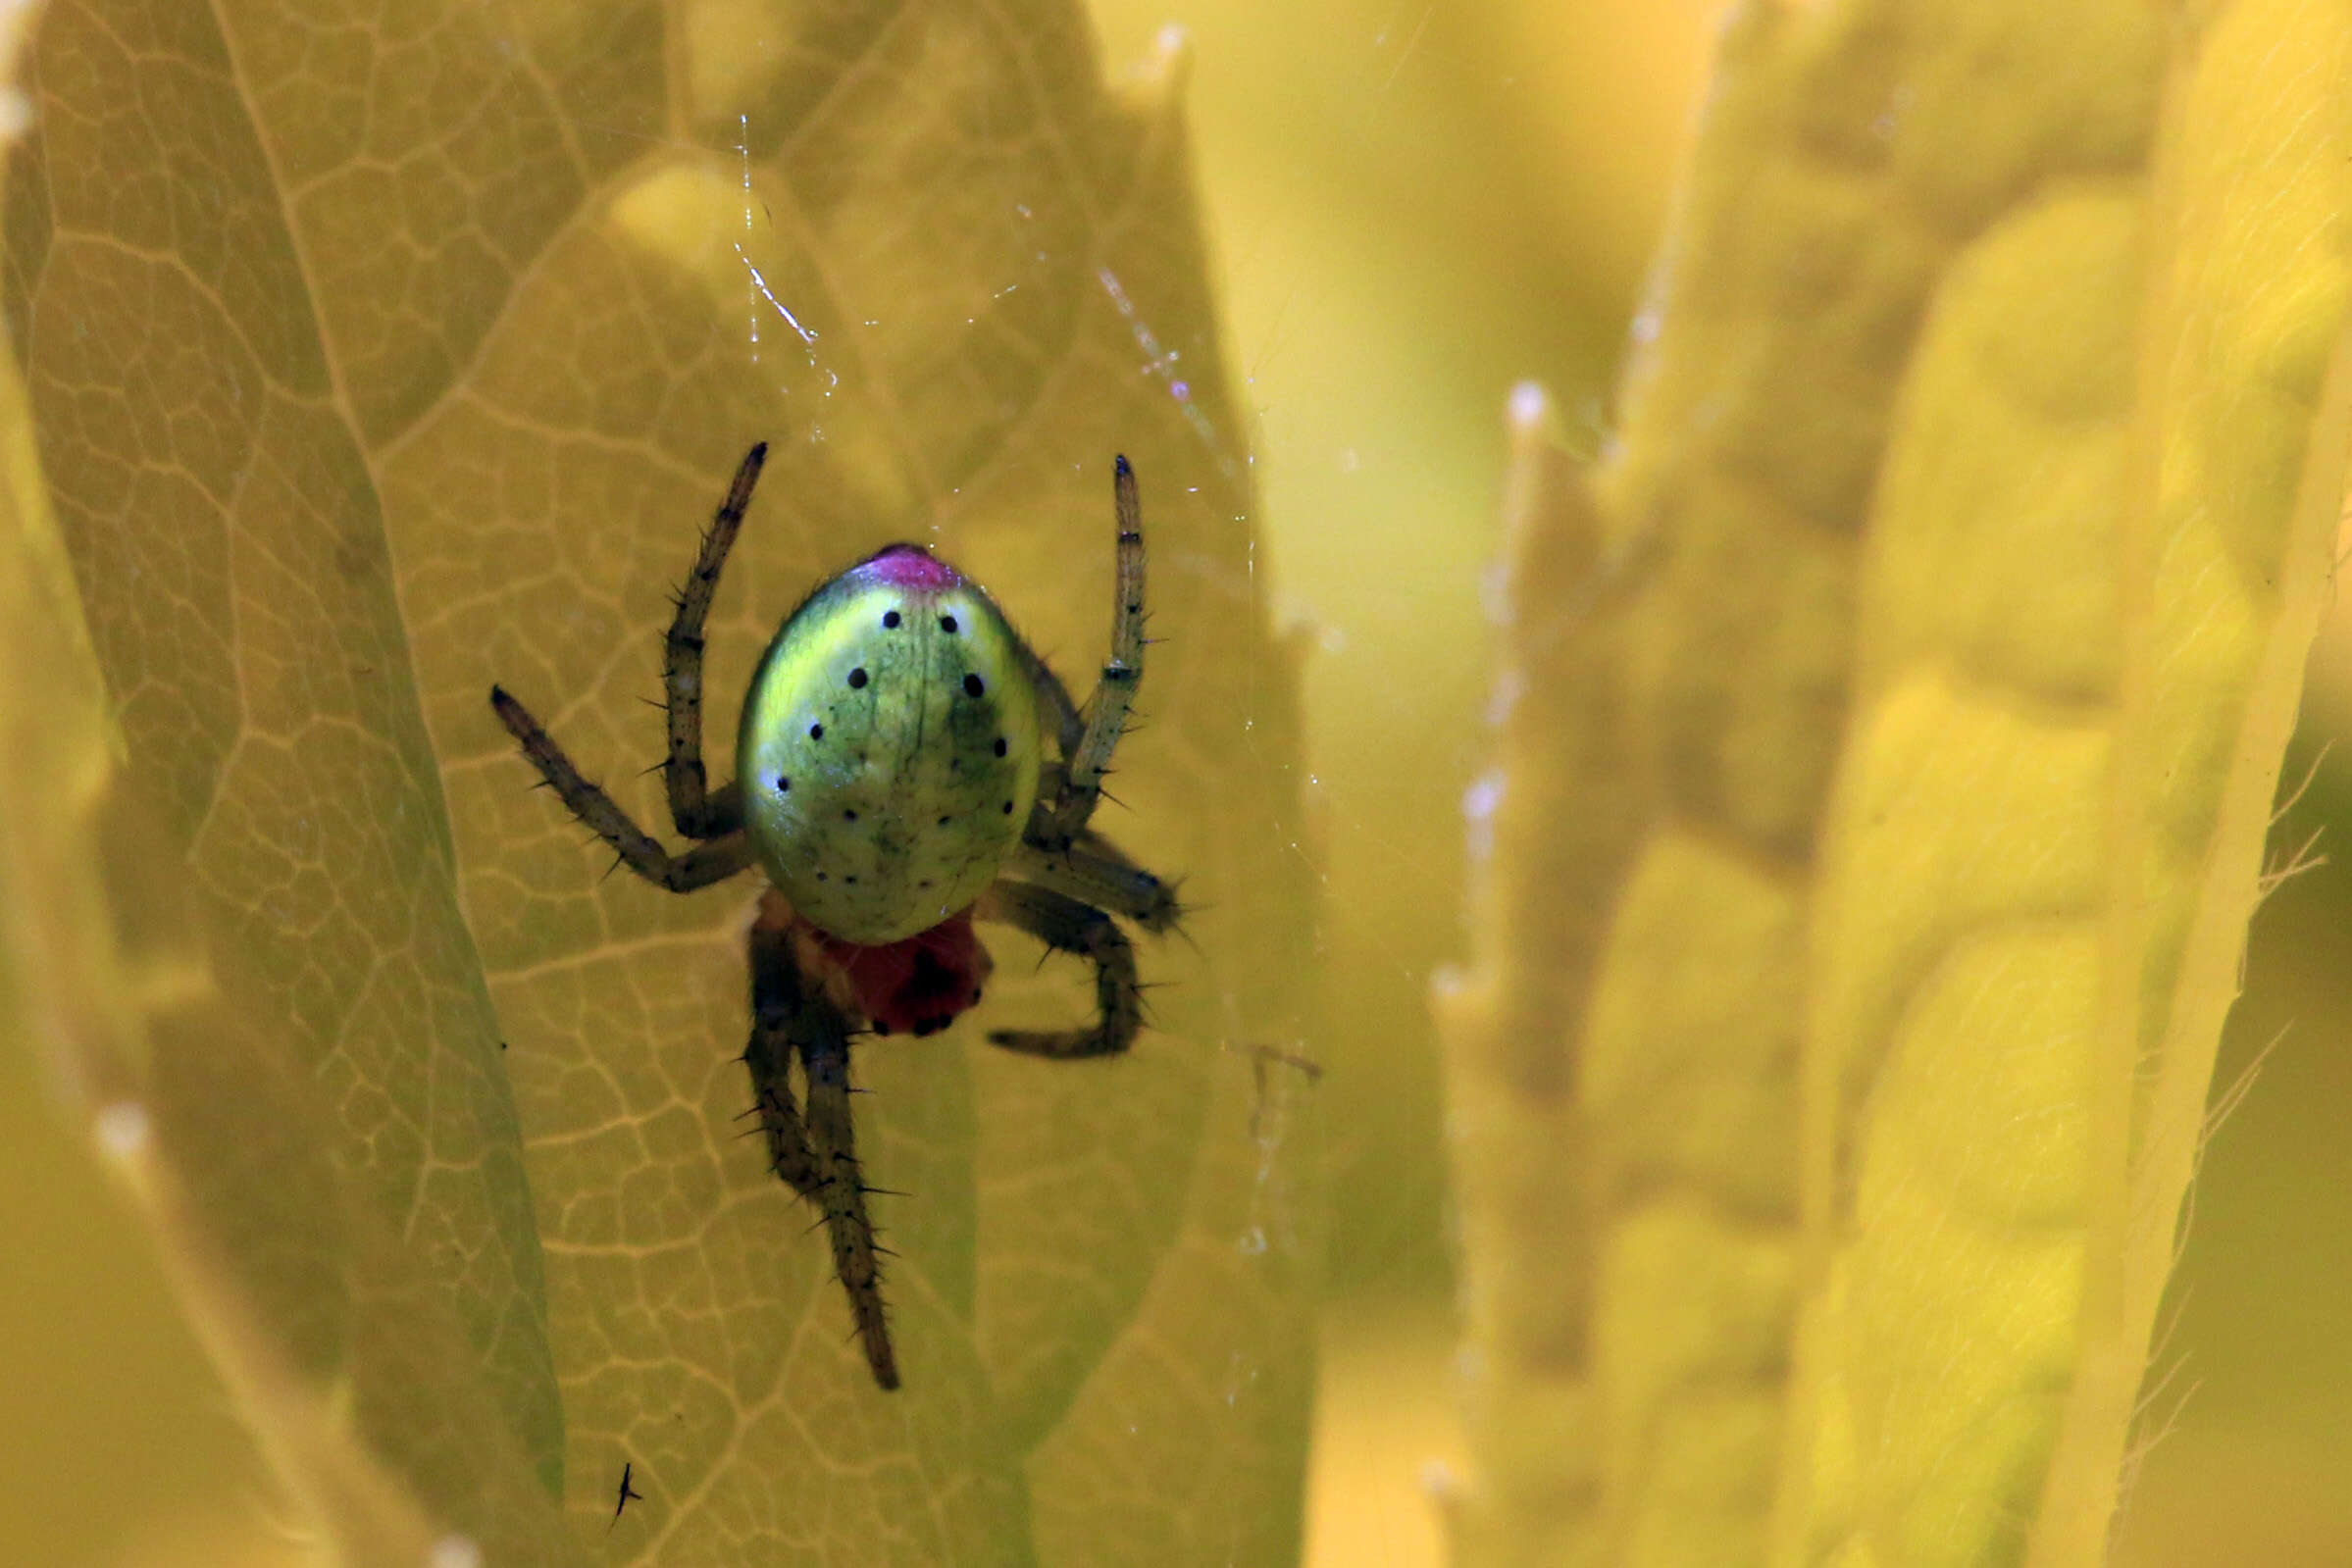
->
[
  {"left": 802, "top": 908, "right": 993, "bottom": 1037},
  {"left": 856, "top": 543, "right": 963, "bottom": 592}
]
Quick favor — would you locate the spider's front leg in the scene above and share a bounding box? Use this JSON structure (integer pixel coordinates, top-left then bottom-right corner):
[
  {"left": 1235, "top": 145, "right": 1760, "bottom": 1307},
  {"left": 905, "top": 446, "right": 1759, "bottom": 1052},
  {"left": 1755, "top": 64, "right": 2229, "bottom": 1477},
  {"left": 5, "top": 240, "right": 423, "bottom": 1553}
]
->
[
  {"left": 974, "top": 880, "right": 1142, "bottom": 1059},
  {"left": 488, "top": 687, "right": 752, "bottom": 890},
  {"left": 1032, "top": 455, "right": 1146, "bottom": 847},
  {"left": 488, "top": 443, "right": 778, "bottom": 887},
  {"left": 746, "top": 891, "right": 900, "bottom": 1390},
  {"left": 662, "top": 442, "right": 767, "bottom": 840}
]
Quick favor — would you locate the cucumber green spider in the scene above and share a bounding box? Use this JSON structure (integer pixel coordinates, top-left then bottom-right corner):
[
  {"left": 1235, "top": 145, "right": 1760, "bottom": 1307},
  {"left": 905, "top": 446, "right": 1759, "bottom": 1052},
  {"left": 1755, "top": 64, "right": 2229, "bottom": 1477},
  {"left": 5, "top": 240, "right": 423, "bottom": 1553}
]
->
[{"left": 490, "top": 445, "right": 1178, "bottom": 1389}]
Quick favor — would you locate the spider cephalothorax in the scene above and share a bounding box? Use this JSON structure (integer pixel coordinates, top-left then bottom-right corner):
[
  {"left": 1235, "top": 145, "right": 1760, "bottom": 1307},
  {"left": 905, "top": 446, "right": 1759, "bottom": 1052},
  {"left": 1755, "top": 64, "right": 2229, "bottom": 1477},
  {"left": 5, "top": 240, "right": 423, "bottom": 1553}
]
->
[{"left": 490, "top": 444, "right": 1176, "bottom": 1390}]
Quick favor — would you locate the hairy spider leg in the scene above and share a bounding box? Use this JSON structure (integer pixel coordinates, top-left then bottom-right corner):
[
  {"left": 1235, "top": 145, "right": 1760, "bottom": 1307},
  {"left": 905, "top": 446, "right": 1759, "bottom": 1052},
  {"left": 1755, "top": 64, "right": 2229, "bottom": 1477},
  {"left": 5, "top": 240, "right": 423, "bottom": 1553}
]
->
[
  {"left": 666, "top": 442, "right": 766, "bottom": 839},
  {"left": 800, "top": 1036, "right": 896, "bottom": 1387},
  {"left": 1016, "top": 650, "right": 1081, "bottom": 851},
  {"left": 745, "top": 904, "right": 824, "bottom": 1197},
  {"left": 973, "top": 879, "right": 1142, "bottom": 1058},
  {"left": 1034, "top": 455, "right": 1145, "bottom": 847},
  {"left": 489, "top": 686, "right": 752, "bottom": 891},
  {"left": 1015, "top": 629, "right": 1087, "bottom": 762},
  {"left": 748, "top": 891, "right": 898, "bottom": 1388},
  {"left": 1010, "top": 829, "right": 1180, "bottom": 934}
]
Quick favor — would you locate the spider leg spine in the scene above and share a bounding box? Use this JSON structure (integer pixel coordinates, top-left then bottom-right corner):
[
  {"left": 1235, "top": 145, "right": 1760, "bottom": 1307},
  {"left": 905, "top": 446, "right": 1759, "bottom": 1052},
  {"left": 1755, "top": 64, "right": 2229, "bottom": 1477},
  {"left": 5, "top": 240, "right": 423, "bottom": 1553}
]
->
[
  {"left": 1009, "top": 835, "right": 1178, "bottom": 932},
  {"left": 974, "top": 880, "right": 1142, "bottom": 1060}
]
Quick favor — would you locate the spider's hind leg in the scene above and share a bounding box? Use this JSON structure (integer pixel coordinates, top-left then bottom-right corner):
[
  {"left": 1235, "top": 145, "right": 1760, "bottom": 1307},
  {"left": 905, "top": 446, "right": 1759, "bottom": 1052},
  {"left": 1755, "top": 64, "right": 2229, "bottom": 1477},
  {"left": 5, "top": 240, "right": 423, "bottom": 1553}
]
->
[
  {"left": 746, "top": 891, "right": 900, "bottom": 1391},
  {"left": 974, "top": 880, "right": 1142, "bottom": 1059},
  {"left": 799, "top": 1027, "right": 899, "bottom": 1390},
  {"left": 662, "top": 442, "right": 767, "bottom": 840},
  {"left": 746, "top": 904, "right": 824, "bottom": 1200}
]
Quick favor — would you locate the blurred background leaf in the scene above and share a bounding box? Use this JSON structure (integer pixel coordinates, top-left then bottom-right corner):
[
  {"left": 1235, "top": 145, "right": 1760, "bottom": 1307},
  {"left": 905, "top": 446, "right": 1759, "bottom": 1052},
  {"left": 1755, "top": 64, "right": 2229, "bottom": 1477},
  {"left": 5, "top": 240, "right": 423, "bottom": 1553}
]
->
[{"left": 1433, "top": 4, "right": 2352, "bottom": 1561}]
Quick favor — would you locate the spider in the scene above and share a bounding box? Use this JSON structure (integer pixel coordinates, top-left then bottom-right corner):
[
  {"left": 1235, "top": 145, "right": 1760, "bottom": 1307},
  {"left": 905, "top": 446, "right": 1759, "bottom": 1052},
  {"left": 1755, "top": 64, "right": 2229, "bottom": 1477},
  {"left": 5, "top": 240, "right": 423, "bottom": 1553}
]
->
[{"left": 489, "top": 443, "right": 1177, "bottom": 1391}]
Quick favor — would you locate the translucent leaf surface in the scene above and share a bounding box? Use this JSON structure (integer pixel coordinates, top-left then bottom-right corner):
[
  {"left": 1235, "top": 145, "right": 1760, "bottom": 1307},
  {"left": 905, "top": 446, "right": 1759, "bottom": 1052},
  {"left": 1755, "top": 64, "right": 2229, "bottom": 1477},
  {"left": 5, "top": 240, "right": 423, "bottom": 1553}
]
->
[
  {"left": 3, "top": 1, "right": 1314, "bottom": 1561},
  {"left": 1439, "top": 2, "right": 2352, "bottom": 1563}
]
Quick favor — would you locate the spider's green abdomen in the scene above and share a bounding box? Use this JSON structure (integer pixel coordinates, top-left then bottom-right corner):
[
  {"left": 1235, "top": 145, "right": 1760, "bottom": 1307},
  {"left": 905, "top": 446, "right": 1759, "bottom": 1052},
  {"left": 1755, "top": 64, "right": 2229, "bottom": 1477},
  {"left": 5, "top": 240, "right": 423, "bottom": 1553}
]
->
[{"left": 738, "top": 544, "right": 1043, "bottom": 944}]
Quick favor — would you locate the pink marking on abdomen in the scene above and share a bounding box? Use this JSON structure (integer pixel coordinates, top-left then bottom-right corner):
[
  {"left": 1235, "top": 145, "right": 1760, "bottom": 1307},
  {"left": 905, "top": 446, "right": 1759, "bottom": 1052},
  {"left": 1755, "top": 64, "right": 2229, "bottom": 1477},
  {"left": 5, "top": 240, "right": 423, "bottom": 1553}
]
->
[{"left": 858, "top": 543, "right": 964, "bottom": 592}]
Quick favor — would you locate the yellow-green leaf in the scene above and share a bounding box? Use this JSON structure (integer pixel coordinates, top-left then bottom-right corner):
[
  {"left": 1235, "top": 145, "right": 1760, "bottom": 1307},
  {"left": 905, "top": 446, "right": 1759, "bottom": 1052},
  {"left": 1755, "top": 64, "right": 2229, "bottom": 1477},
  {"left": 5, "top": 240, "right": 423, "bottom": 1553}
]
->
[
  {"left": 3, "top": 1, "right": 1315, "bottom": 1560},
  {"left": 1439, "top": 2, "right": 2352, "bottom": 1564}
]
